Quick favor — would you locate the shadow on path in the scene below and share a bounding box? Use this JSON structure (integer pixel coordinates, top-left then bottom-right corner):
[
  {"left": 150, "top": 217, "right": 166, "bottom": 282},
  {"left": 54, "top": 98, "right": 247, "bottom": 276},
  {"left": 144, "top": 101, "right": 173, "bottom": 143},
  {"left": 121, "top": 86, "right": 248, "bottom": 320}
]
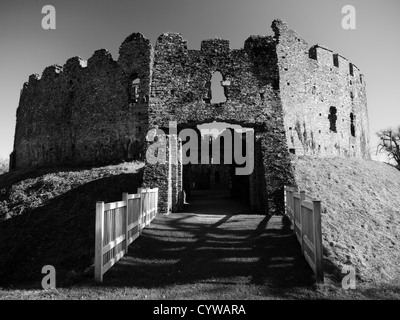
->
[{"left": 99, "top": 190, "right": 316, "bottom": 296}]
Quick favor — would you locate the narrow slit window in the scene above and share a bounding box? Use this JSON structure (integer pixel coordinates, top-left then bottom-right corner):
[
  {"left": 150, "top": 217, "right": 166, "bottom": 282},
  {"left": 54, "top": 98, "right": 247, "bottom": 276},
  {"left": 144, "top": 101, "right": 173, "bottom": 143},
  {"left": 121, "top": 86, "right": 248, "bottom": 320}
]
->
[
  {"left": 333, "top": 54, "right": 339, "bottom": 67},
  {"left": 350, "top": 113, "right": 355, "bottom": 137},
  {"left": 349, "top": 63, "right": 354, "bottom": 76}
]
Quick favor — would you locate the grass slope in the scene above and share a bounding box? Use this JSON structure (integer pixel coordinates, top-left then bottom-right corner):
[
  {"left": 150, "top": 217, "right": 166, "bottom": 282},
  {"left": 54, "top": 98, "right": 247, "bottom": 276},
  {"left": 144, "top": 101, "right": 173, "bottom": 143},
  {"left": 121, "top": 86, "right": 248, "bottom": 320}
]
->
[
  {"left": 292, "top": 156, "right": 400, "bottom": 284},
  {"left": 0, "top": 162, "right": 144, "bottom": 287},
  {"left": 1, "top": 157, "right": 399, "bottom": 299}
]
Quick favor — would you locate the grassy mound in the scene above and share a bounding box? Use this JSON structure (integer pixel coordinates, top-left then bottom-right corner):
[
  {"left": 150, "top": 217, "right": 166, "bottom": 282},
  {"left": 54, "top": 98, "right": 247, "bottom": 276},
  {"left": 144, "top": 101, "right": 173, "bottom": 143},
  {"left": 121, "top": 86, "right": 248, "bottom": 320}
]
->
[
  {"left": 0, "top": 162, "right": 144, "bottom": 287},
  {"left": 292, "top": 156, "right": 400, "bottom": 283}
]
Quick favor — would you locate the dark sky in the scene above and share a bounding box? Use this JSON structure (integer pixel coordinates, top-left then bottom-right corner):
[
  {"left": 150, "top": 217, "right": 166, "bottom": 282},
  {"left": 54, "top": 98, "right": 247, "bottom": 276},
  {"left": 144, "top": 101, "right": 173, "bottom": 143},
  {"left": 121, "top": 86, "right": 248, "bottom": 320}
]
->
[{"left": 1, "top": 0, "right": 399, "bottom": 160}]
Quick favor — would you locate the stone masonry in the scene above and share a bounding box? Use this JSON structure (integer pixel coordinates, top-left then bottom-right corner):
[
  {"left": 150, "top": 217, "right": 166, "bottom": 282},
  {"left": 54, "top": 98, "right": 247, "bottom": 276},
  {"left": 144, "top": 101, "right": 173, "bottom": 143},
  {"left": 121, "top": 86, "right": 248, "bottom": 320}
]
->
[{"left": 10, "top": 20, "right": 370, "bottom": 214}]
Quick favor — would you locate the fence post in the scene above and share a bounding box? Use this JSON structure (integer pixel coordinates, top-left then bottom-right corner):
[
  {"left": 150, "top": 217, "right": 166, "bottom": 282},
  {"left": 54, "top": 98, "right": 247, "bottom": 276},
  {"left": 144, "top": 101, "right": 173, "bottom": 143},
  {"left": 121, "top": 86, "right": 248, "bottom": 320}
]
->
[
  {"left": 145, "top": 189, "right": 148, "bottom": 225},
  {"left": 299, "top": 191, "right": 306, "bottom": 254},
  {"left": 145, "top": 188, "right": 148, "bottom": 225},
  {"left": 122, "top": 192, "right": 129, "bottom": 254},
  {"left": 152, "top": 189, "right": 154, "bottom": 217},
  {"left": 284, "top": 186, "right": 287, "bottom": 215},
  {"left": 155, "top": 188, "right": 159, "bottom": 216},
  {"left": 138, "top": 188, "right": 143, "bottom": 234},
  {"left": 313, "top": 200, "right": 324, "bottom": 282},
  {"left": 147, "top": 188, "right": 150, "bottom": 226},
  {"left": 290, "top": 187, "right": 295, "bottom": 222},
  {"left": 144, "top": 188, "right": 147, "bottom": 227},
  {"left": 142, "top": 188, "right": 146, "bottom": 227},
  {"left": 153, "top": 190, "right": 156, "bottom": 219},
  {"left": 95, "top": 201, "right": 105, "bottom": 283}
]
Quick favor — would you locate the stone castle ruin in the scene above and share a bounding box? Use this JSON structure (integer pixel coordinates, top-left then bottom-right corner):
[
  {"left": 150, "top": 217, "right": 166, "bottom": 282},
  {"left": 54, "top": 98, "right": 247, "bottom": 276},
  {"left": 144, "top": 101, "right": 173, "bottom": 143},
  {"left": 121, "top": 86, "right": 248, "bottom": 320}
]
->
[{"left": 10, "top": 19, "right": 370, "bottom": 214}]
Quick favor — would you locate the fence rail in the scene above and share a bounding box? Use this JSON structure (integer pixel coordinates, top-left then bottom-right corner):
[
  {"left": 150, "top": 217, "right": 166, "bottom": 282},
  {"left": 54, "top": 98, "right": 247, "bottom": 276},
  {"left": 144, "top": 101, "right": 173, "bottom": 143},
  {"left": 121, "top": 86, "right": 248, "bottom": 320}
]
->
[
  {"left": 284, "top": 186, "right": 324, "bottom": 282},
  {"left": 95, "top": 187, "right": 158, "bottom": 282}
]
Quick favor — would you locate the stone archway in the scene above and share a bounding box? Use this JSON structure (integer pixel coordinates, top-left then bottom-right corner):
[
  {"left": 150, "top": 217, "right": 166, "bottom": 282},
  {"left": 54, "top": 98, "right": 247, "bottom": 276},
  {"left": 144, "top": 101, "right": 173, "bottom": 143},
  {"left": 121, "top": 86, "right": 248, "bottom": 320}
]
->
[
  {"left": 181, "top": 122, "right": 253, "bottom": 208},
  {"left": 141, "top": 117, "right": 294, "bottom": 216}
]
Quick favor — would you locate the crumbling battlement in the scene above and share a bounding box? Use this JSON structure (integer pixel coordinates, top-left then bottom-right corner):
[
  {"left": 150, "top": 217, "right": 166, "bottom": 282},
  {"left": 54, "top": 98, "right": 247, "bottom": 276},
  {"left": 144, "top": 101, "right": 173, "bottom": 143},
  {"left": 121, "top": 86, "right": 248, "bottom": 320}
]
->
[{"left": 11, "top": 19, "right": 370, "bottom": 172}]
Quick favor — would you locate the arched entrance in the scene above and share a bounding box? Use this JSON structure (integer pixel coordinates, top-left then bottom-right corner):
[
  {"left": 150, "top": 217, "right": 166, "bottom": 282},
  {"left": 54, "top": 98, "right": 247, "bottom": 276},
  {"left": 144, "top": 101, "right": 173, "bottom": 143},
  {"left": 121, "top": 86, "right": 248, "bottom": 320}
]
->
[
  {"left": 140, "top": 114, "right": 294, "bottom": 216},
  {"left": 181, "top": 122, "right": 254, "bottom": 213}
]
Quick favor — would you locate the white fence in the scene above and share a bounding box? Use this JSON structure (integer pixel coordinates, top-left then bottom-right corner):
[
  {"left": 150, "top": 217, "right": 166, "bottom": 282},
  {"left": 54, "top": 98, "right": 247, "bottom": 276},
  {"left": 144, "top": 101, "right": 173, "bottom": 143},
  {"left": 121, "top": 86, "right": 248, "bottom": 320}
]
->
[
  {"left": 284, "top": 186, "right": 324, "bottom": 282},
  {"left": 95, "top": 187, "right": 158, "bottom": 282}
]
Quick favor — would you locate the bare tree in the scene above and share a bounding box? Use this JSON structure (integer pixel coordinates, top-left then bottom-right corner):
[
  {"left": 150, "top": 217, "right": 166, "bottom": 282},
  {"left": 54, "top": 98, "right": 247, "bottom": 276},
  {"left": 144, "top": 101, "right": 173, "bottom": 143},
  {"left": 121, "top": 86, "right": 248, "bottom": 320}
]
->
[{"left": 376, "top": 127, "right": 400, "bottom": 169}]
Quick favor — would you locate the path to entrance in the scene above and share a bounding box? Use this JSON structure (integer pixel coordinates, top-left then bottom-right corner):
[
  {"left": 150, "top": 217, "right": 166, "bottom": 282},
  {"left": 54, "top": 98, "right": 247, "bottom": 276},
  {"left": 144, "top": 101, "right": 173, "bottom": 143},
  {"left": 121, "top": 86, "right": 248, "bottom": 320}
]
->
[
  {"left": 104, "top": 190, "right": 316, "bottom": 299},
  {"left": 184, "top": 189, "right": 254, "bottom": 215}
]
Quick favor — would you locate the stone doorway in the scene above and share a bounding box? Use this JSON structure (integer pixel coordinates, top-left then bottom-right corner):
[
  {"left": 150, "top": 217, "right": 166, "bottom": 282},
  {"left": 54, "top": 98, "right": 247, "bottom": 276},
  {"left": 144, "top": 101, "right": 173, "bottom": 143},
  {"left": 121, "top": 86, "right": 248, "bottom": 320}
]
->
[
  {"left": 141, "top": 118, "right": 294, "bottom": 216},
  {"left": 181, "top": 122, "right": 255, "bottom": 210}
]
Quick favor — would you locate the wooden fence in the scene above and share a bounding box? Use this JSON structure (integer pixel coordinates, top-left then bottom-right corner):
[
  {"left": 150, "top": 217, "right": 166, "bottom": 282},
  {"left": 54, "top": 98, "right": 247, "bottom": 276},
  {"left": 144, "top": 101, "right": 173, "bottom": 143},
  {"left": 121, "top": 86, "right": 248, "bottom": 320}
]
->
[
  {"left": 95, "top": 187, "right": 158, "bottom": 282},
  {"left": 284, "top": 186, "right": 324, "bottom": 282}
]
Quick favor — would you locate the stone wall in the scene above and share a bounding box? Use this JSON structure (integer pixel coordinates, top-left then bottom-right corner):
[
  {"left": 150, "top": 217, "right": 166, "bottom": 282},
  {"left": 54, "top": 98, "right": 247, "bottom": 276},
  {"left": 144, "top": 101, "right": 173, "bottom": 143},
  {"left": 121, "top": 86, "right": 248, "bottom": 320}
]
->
[
  {"left": 12, "top": 34, "right": 151, "bottom": 169},
  {"left": 148, "top": 33, "right": 281, "bottom": 129},
  {"left": 272, "top": 20, "right": 370, "bottom": 159},
  {"left": 141, "top": 133, "right": 184, "bottom": 214}
]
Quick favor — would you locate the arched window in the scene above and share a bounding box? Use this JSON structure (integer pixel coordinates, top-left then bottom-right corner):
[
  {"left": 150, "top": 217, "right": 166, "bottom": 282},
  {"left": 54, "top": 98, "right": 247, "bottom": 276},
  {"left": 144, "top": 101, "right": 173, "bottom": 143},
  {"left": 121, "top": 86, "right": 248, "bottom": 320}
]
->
[
  {"left": 350, "top": 113, "right": 355, "bottom": 137},
  {"left": 129, "top": 75, "right": 140, "bottom": 103},
  {"left": 131, "top": 78, "right": 140, "bottom": 95},
  {"left": 210, "top": 71, "right": 226, "bottom": 104},
  {"left": 328, "top": 107, "right": 337, "bottom": 133}
]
